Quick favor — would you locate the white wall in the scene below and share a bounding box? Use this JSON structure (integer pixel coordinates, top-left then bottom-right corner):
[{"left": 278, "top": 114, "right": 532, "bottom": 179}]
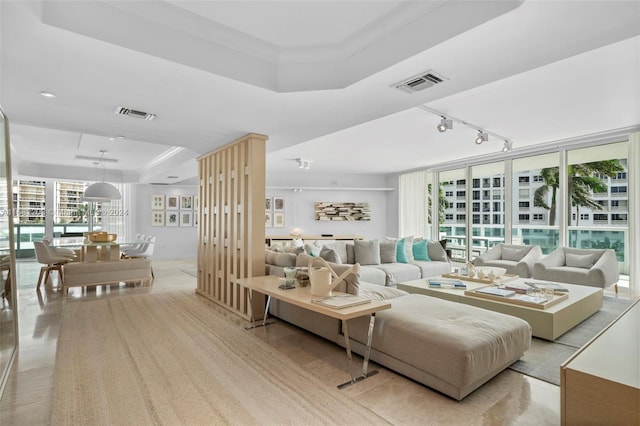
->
[
  {"left": 132, "top": 171, "right": 400, "bottom": 259},
  {"left": 266, "top": 172, "right": 393, "bottom": 240},
  {"left": 134, "top": 184, "right": 198, "bottom": 259}
]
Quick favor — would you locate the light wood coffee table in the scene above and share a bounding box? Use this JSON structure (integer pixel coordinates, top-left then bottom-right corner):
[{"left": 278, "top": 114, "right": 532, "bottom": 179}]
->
[
  {"left": 398, "top": 277, "right": 603, "bottom": 340},
  {"left": 236, "top": 275, "right": 391, "bottom": 388}
]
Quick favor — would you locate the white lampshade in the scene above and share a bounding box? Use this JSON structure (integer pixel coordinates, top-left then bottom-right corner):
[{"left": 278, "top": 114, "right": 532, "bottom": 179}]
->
[
  {"left": 290, "top": 227, "right": 304, "bottom": 237},
  {"left": 82, "top": 182, "right": 121, "bottom": 202}
]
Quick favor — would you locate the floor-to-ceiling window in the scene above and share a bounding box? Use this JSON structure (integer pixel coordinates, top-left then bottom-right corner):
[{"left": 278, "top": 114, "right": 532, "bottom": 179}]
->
[
  {"left": 438, "top": 168, "right": 467, "bottom": 261},
  {"left": 566, "top": 141, "right": 629, "bottom": 276},
  {"left": 400, "top": 134, "right": 638, "bottom": 297},
  {"left": 12, "top": 179, "right": 128, "bottom": 256},
  {"left": 512, "top": 153, "right": 560, "bottom": 254},
  {"left": 471, "top": 162, "right": 505, "bottom": 257}
]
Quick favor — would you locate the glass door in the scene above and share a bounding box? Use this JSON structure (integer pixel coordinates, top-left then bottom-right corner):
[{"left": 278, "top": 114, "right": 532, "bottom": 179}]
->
[{"left": 0, "top": 106, "right": 18, "bottom": 397}]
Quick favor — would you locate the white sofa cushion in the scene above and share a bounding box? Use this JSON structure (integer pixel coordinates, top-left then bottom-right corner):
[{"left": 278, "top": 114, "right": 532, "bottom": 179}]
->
[
  {"left": 379, "top": 240, "right": 397, "bottom": 263},
  {"left": 565, "top": 253, "right": 595, "bottom": 268},
  {"left": 354, "top": 239, "right": 380, "bottom": 265}
]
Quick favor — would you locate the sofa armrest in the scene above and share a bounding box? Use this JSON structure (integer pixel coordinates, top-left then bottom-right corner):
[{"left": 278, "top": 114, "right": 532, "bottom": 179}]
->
[
  {"left": 516, "top": 245, "right": 543, "bottom": 270},
  {"left": 476, "top": 245, "right": 501, "bottom": 263},
  {"left": 535, "top": 248, "right": 565, "bottom": 268},
  {"left": 588, "top": 249, "right": 619, "bottom": 286}
]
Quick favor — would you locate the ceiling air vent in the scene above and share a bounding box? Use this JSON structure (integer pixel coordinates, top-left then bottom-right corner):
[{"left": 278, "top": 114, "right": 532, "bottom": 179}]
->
[
  {"left": 393, "top": 70, "right": 448, "bottom": 94},
  {"left": 115, "top": 106, "right": 156, "bottom": 121}
]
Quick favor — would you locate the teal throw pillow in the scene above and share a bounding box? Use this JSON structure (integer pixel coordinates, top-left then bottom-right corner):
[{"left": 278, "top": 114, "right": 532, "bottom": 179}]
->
[
  {"left": 396, "top": 239, "right": 409, "bottom": 263},
  {"left": 412, "top": 240, "right": 430, "bottom": 261}
]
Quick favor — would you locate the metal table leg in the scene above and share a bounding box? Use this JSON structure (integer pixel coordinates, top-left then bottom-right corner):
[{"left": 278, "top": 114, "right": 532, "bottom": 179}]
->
[
  {"left": 245, "top": 289, "right": 274, "bottom": 329},
  {"left": 337, "top": 313, "right": 378, "bottom": 389}
]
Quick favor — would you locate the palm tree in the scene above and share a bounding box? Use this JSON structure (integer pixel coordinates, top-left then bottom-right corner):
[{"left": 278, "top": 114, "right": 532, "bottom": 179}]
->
[
  {"left": 533, "top": 160, "right": 624, "bottom": 226},
  {"left": 72, "top": 204, "right": 89, "bottom": 223},
  {"left": 428, "top": 183, "right": 448, "bottom": 224}
]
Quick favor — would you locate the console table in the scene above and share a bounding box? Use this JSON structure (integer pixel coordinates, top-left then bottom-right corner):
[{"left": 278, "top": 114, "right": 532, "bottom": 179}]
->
[
  {"left": 235, "top": 275, "right": 390, "bottom": 389},
  {"left": 266, "top": 235, "right": 363, "bottom": 246},
  {"left": 560, "top": 299, "right": 639, "bottom": 425}
]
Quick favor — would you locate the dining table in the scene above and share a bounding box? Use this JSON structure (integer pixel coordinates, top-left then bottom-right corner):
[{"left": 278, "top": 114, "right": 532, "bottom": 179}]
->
[{"left": 52, "top": 238, "right": 148, "bottom": 262}]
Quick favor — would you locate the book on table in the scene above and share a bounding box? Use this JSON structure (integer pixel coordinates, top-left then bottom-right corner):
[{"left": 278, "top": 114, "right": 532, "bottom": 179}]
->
[
  {"left": 523, "top": 281, "right": 570, "bottom": 292},
  {"left": 504, "top": 282, "right": 534, "bottom": 294},
  {"left": 311, "top": 294, "right": 371, "bottom": 309},
  {"left": 513, "top": 294, "right": 547, "bottom": 304},
  {"left": 428, "top": 278, "right": 467, "bottom": 289},
  {"left": 475, "top": 287, "right": 516, "bottom": 297}
]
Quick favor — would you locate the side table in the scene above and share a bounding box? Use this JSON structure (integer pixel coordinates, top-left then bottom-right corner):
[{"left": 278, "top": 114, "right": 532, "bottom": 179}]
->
[{"left": 236, "top": 275, "right": 391, "bottom": 389}]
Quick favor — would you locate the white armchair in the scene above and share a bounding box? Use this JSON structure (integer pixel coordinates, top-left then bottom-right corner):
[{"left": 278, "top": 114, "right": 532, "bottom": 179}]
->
[
  {"left": 533, "top": 247, "right": 619, "bottom": 292},
  {"left": 473, "top": 244, "right": 543, "bottom": 278}
]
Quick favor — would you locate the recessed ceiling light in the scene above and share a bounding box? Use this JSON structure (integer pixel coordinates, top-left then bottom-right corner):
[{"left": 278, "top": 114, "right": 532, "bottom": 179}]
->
[
  {"left": 109, "top": 135, "right": 126, "bottom": 141},
  {"left": 40, "top": 91, "right": 56, "bottom": 98}
]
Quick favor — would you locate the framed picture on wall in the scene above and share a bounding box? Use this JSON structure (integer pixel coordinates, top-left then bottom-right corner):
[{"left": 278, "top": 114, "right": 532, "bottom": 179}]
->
[
  {"left": 265, "top": 211, "right": 273, "bottom": 227},
  {"left": 181, "top": 195, "right": 193, "bottom": 210},
  {"left": 194, "top": 195, "right": 199, "bottom": 210},
  {"left": 273, "top": 212, "right": 285, "bottom": 228},
  {"left": 180, "top": 211, "right": 193, "bottom": 226},
  {"left": 151, "top": 210, "right": 165, "bottom": 227},
  {"left": 273, "top": 196, "right": 285, "bottom": 211},
  {"left": 166, "top": 211, "right": 179, "bottom": 226},
  {"left": 265, "top": 197, "right": 272, "bottom": 211},
  {"left": 151, "top": 194, "right": 165, "bottom": 210},
  {"left": 166, "top": 195, "right": 179, "bottom": 210}
]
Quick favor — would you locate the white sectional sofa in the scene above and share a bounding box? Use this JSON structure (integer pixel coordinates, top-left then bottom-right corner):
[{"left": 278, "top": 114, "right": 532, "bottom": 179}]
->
[
  {"left": 266, "top": 238, "right": 452, "bottom": 286},
  {"left": 264, "top": 240, "right": 532, "bottom": 400}
]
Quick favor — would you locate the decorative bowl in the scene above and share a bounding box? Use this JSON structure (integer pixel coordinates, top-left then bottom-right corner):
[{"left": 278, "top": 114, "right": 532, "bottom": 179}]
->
[
  {"left": 87, "top": 232, "right": 117, "bottom": 243},
  {"left": 474, "top": 266, "right": 507, "bottom": 278}
]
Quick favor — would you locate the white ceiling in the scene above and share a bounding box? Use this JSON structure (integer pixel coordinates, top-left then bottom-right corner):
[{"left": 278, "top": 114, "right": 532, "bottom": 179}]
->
[{"left": 1, "top": 1, "right": 639, "bottom": 185}]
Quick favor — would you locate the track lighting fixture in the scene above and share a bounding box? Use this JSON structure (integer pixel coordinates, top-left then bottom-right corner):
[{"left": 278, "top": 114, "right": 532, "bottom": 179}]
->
[
  {"left": 437, "top": 117, "right": 452, "bottom": 132},
  {"left": 418, "top": 106, "right": 514, "bottom": 150},
  {"left": 475, "top": 131, "right": 488, "bottom": 145},
  {"left": 296, "top": 158, "right": 311, "bottom": 170}
]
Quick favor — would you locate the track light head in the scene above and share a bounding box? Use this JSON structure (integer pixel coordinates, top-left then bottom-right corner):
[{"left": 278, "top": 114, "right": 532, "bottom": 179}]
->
[
  {"left": 437, "top": 117, "right": 453, "bottom": 133},
  {"left": 475, "top": 131, "right": 488, "bottom": 144},
  {"left": 502, "top": 140, "right": 513, "bottom": 152}
]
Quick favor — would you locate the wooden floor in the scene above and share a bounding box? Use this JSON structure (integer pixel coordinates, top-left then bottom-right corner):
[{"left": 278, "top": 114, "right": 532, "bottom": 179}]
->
[{"left": 1, "top": 259, "right": 562, "bottom": 425}]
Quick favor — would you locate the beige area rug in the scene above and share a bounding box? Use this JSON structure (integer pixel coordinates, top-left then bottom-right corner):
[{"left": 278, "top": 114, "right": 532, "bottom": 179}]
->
[{"left": 51, "top": 291, "right": 388, "bottom": 425}]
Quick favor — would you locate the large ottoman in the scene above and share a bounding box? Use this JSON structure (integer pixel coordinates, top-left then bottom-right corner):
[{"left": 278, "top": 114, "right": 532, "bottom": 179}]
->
[{"left": 346, "top": 294, "right": 532, "bottom": 400}]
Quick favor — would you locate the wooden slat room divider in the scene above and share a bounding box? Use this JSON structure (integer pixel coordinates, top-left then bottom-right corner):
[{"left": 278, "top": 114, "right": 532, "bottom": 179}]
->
[{"left": 196, "top": 133, "right": 267, "bottom": 320}]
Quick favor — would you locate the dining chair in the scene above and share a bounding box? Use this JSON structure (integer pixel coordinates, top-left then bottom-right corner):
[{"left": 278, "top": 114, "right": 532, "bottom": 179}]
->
[
  {"left": 34, "top": 241, "right": 72, "bottom": 290},
  {"left": 120, "top": 234, "right": 146, "bottom": 258},
  {"left": 41, "top": 237, "right": 78, "bottom": 260},
  {"left": 121, "top": 236, "right": 156, "bottom": 278}
]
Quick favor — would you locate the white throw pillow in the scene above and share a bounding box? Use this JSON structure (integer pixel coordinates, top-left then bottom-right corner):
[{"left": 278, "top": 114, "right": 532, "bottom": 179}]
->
[
  {"left": 379, "top": 241, "right": 397, "bottom": 263},
  {"left": 502, "top": 247, "right": 525, "bottom": 261},
  {"left": 565, "top": 253, "right": 595, "bottom": 269},
  {"left": 319, "top": 246, "right": 342, "bottom": 264},
  {"left": 354, "top": 239, "right": 381, "bottom": 265}
]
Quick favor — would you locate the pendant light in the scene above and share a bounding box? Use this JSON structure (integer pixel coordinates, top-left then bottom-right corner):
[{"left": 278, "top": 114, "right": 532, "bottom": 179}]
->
[{"left": 82, "top": 150, "right": 121, "bottom": 202}]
